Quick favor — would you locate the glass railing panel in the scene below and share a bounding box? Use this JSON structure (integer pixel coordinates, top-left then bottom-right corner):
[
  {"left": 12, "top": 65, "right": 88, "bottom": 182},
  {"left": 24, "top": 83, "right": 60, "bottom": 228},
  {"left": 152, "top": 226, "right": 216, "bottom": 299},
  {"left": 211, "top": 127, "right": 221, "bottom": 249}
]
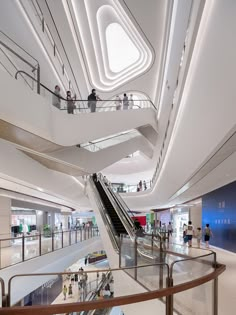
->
[
  {"left": 173, "top": 280, "right": 214, "bottom": 315},
  {"left": 24, "top": 234, "right": 40, "bottom": 261},
  {"left": 171, "top": 253, "right": 215, "bottom": 285},
  {"left": 71, "top": 230, "right": 76, "bottom": 245},
  {"left": 41, "top": 233, "right": 53, "bottom": 255},
  {"left": 0, "top": 237, "right": 23, "bottom": 268},
  {"left": 63, "top": 231, "right": 70, "bottom": 247},
  {"left": 53, "top": 231, "right": 63, "bottom": 251}
]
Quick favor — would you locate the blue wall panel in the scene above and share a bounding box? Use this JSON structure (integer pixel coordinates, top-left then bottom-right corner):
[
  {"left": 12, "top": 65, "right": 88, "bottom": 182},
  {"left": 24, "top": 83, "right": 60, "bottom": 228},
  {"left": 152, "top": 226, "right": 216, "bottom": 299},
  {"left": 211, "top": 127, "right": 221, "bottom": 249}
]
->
[{"left": 202, "top": 181, "right": 236, "bottom": 252}]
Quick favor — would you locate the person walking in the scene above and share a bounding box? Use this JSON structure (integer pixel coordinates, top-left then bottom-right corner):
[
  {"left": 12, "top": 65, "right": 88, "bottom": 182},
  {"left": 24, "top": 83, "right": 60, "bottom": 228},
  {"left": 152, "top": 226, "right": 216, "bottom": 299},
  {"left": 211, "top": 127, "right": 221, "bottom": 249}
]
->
[
  {"left": 123, "top": 93, "right": 129, "bottom": 110},
  {"left": 52, "top": 85, "right": 61, "bottom": 109},
  {"left": 196, "top": 227, "right": 202, "bottom": 248},
  {"left": 88, "top": 89, "right": 101, "bottom": 113},
  {"left": 67, "top": 91, "right": 75, "bottom": 114},
  {"left": 167, "top": 222, "right": 173, "bottom": 237},
  {"left": 63, "top": 284, "right": 67, "bottom": 300},
  {"left": 204, "top": 224, "right": 213, "bottom": 248},
  {"left": 186, "top": 221, "right": 194, "bottom": 247}
]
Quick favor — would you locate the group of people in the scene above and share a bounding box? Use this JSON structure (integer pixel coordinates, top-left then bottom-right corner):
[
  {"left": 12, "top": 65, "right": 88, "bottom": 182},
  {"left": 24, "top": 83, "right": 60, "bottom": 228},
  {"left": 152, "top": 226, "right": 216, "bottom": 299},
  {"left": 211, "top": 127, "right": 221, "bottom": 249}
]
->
[
  {"left": 97, "top": 279, "right": 114, "bottom": 299},
  {"left": 114, "top": 94, "right": 134, "bottom": 110},
  {"left": 52, "top": 86, "right": 136, "bottom": 114},
  {"left": 137, "top": 180, "right": 148, "bottom": 192},
  {"left": 62, "top": 266, "right": 88, "bottom": 301},
  {"left": 183, "top": 221, "right": 213, "bottom": 248}
]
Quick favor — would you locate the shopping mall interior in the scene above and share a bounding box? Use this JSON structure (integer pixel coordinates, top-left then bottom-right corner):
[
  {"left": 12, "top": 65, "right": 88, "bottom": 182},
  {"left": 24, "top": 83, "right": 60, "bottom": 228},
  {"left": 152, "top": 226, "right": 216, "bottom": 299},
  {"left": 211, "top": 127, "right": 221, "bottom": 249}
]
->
[{"left": 0, "top": 0, "right": 235, "bottom": 314}]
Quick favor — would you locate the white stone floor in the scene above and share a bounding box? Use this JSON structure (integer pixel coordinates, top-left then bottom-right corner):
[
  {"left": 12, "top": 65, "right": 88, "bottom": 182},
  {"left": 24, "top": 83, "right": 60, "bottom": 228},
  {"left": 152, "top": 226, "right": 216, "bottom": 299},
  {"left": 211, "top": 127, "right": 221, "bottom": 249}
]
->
[
  {"left": 170, "top": 235, "right": 236, "bottom": 315},
  {"left": 1, "top": 234, "right": 234, "bottom": 314}
]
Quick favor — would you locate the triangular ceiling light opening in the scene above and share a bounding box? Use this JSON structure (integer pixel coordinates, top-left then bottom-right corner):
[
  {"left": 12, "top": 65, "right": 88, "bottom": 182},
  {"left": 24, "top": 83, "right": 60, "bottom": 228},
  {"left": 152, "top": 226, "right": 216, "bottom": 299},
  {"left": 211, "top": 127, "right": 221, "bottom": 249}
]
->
[{"left": 105, "top": 23, "right": 140, "bottom": 73}]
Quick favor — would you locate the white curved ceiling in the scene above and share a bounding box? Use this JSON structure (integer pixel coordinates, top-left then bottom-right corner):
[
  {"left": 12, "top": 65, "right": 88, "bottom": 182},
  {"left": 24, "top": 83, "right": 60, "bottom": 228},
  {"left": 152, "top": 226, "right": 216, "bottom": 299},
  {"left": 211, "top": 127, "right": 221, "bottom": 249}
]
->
[{"left": 69, "top": 0, "right": 154, "bottom": 92}]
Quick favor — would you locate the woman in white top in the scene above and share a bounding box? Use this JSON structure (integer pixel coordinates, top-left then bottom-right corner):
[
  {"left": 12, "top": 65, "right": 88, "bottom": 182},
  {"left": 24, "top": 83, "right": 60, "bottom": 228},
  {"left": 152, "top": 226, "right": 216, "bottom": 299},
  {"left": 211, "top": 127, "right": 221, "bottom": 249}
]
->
[{"left": 129, "top": 94, "right": 134, "bottom": 109}]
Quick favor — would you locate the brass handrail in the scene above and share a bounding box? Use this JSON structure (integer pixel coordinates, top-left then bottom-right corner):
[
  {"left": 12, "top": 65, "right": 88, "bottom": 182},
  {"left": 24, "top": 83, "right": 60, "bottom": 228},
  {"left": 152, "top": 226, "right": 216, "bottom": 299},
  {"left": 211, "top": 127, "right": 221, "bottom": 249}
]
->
[{"left": 2, "top": 264, "right": 225, "bottom": 315}]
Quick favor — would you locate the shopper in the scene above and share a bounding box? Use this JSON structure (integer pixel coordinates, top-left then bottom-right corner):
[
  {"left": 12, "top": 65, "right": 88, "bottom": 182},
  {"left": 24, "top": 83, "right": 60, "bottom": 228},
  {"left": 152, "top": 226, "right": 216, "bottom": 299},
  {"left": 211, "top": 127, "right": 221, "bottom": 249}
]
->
[
  {"left": 67, "top": 91, "right": 75, "bottom": 114},
  {"left": 143, "top": 180, "right": 147, "bottom": 190},
  {"left": 88, "top": 89, "right": 101, "bottom": 113},
  {"left": 186, "top": 221, "right": 194, "bottom": 247},
  {"left": 63, "top": 284, "right": 67, "bottom": 300},
  {"left": 196, "top": 227, "right": 202, "bottom": 248},
  {"left": 167, "top": 222, "right": 173, "bottom": 237},
  {"left": 138, "top": 180, "right": 142, "bottom": 191},
  {"left": 204, "top": 224, "right": 213, "bottom": 248},
  {"left": 115, "top": 95, "right": 122, "bottom": 110},
  {"left": 123, "top": 93, "right": 129, "bottom": 110},
  {"left": 68, "top": 283, "right": 73, "bottom": 298},
  {"left": 52, "top": 85, "right": 61, "bottom": 109},
  {"left": 109, "top": 279, "right": 114, "bottom": 297},
  {"left": 129, "top": 94, "right": 134, "bottom": 109}
]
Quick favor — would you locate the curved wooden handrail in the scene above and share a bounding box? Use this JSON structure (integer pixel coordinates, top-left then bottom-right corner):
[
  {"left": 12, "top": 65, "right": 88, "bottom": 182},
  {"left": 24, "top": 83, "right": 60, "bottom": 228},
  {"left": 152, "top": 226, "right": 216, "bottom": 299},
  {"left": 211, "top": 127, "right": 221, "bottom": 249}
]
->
[{"left": 2, "top": 264, "right": 225, "bottom": 315}]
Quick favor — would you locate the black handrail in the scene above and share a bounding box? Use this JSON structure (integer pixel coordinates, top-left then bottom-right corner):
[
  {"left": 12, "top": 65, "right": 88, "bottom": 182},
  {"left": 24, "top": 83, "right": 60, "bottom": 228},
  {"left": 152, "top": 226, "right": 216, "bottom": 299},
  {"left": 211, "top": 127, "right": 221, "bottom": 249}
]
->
[
  {"left": 0, "top": 31, "right": 40, "bottom": 94},
  {"left": 15, "top": 70, "right": 157, "bottom": 109}
]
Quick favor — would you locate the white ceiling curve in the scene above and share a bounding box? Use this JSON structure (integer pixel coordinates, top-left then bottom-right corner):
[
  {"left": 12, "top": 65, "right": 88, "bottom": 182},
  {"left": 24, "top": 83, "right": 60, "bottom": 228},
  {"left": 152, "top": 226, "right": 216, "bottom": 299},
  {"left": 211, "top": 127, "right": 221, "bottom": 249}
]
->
[{"left": 69, "top": 0, "right": 154, "bottom": 92}]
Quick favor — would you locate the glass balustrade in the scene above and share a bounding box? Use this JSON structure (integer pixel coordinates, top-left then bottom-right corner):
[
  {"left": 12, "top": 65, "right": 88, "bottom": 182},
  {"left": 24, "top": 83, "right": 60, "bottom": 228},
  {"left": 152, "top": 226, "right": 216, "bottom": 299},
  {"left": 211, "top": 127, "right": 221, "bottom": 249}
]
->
[{"left": 0, "top": 227, "right": 99, "bottom": 270}]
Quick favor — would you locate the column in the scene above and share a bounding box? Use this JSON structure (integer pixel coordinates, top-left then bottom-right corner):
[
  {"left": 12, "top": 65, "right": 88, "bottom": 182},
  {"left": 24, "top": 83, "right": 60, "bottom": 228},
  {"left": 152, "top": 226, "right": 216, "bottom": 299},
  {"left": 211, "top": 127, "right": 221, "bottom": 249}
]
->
[{"left": 0, "top": 196, "right": 11, "bottom": 247}]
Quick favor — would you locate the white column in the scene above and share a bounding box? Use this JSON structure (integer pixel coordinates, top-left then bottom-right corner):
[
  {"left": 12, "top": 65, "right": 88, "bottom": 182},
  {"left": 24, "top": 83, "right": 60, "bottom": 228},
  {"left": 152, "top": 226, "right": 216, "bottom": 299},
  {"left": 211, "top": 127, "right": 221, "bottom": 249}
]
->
[{"left": 0, "top": 196, "right": 11, "bottom": 247}]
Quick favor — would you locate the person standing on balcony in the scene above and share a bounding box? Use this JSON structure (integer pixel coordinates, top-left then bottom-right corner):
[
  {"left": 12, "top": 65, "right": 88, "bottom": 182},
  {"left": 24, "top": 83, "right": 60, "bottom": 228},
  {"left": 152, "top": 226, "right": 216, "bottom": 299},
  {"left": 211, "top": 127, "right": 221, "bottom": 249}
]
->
[
  {"left": 88, "top": 89, "right": 101, "bottom": 113},
  {"left": 67, "top": 91, "right": 75, "bottom": 114},
  {"left": 115, "top": 95, "right": 122, "bottom": 110},
  {"left": 138, "top": 180, "right": 142, "bottom": 191},
  {"left": 143, "top": 180, "right": 147, "bottom": 190},
  {"left": 52, "top": 85, "right": 61, "bottom": 109},
  {"left": 123, "top": 93, "right": 129, "bottom": 110},
  {"left": 129, "top": 94, "right": 134, "bottom": 109}
]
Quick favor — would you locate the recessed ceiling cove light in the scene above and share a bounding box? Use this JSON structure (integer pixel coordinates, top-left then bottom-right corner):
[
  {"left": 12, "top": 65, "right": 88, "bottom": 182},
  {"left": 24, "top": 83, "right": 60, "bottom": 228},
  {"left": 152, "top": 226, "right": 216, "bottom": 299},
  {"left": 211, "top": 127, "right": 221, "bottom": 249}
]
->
[{"left": 70, "top": 0, "right": 154, "bottom": 92}]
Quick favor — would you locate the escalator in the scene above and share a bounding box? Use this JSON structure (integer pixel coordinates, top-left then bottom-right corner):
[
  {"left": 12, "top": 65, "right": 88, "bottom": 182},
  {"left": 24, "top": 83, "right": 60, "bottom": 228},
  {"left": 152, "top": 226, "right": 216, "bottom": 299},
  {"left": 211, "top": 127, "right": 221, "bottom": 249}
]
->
[{"left": 93, "top": 180, "right": 128, "bottom": 237}]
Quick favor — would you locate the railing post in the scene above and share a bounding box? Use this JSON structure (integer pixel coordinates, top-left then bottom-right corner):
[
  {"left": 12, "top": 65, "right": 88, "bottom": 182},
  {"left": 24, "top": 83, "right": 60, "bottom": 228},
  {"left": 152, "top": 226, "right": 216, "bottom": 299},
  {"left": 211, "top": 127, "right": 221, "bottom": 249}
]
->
[
  {"left": 39, "top": 233, "right": 42, "bottom": 256},
  {"left": 62, "top": 230, "right": 64, "bottom": 248},
  {"left": 119, "top": 235, "right": 122, "bottom": 268},
  {"left": 165, "top": 277, "right": 174, "bottom": 315},
  {"left": 22, "top": 235, "right": 25, "bottom": 262},
  {"left": 75, "top": 229, "right": 78, "bottom": 243},
  {"left": 0, "top": 241, "right": 1, "bottom": 270},
  {"left": 80, "top": 229, "right": 82, "bottom": 242},
  {"left": 134, "top": 236, "right": 138, "bottom": 280},
  {"left": 52, "top": 231, "right": 54, "bottom": 252},
  {"left": 213, "top": 277, "right": 218, "bottom": 315},
  {"left": 37, "top": 65, "right": 40, "bottom": 94}
]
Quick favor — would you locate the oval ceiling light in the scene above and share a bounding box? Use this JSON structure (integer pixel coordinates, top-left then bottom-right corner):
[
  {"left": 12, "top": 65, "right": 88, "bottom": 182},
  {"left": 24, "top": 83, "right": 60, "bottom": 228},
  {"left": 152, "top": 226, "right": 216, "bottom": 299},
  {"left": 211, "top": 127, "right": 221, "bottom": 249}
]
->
[
  {"left": 70, "top": 0, "right": 154, "bottom": 92},
  {"left": 105, "top": 23, "right": 140, "bottom": 73}
]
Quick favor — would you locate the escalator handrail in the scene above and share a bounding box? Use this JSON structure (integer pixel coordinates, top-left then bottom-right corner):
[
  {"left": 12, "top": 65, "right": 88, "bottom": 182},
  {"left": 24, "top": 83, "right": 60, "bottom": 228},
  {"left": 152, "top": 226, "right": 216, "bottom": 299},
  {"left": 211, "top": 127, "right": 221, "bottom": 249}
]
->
[
  {"left": 107, "top": 186, "right": 135, "bottom": 230},
  {"left": 97, "top": 178, "right": 134, "bottom": 237},
  {"left": 89, "top": 178, "right": 119, "bottom": 252},
  {"left": 97, "top": 173, "right": 135, "bottom": 232},
  {"left": 108, "top": 185, "right": 136, "bottom": 219}
]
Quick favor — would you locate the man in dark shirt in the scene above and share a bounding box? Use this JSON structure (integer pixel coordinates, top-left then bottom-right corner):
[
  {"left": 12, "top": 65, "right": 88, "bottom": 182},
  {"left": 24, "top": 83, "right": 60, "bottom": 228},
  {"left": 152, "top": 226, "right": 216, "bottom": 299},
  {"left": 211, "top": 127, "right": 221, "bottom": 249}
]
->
[{"left": 88, "top": 89, "right": 101, "bottom": 112}]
